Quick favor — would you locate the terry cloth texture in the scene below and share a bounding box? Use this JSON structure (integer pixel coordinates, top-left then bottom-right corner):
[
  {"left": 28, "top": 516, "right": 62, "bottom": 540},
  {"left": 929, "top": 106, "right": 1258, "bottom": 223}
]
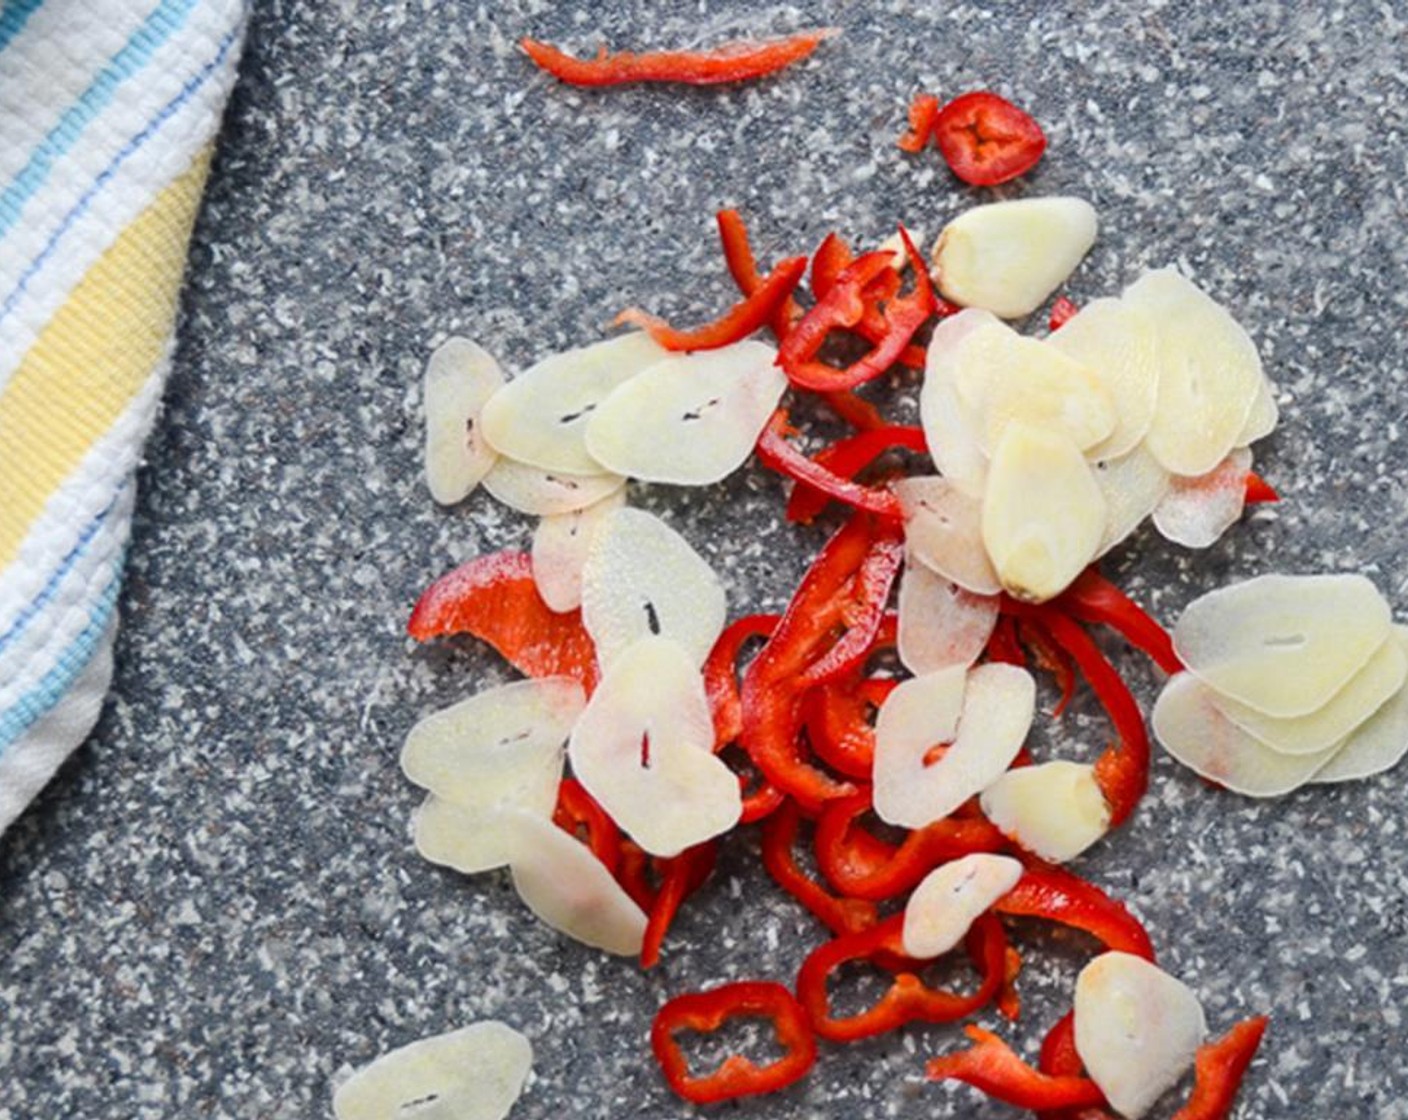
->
[{"left": 0, "top": 0, "right": 248, "bottom": 835}]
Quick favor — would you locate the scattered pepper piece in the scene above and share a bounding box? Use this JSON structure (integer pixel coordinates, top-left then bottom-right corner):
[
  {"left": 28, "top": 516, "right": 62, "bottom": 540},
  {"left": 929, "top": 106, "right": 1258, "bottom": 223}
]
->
[{"left": 521, "top": 30, "right": 835, "bottom": 87}]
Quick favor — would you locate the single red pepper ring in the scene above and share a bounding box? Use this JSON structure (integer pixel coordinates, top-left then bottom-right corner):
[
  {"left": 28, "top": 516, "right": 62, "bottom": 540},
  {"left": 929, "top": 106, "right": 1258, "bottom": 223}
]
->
[{"left": 650, "top": 980, "right": 818, "bottom": 1104}]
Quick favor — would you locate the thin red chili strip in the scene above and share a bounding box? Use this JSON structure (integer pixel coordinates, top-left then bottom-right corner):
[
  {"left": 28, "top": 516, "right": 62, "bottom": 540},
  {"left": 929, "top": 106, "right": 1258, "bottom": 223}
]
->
[
  {"left": 704, "top": 613, "right": 780, "bottom": 749},
  {"left": 759, "top": 798, "right": 877, "bottom": 936},
  {"left": 641, "top": 841, "right": 717, "bottom": 968},
  {"left": 616, "top": 840, "right": 656, "bottom": 912},
  {"left": 552, "top": 778, "right": 622, "bottom": 874},
  {"left": 756, "top": 411, "right": 905, "bottom": 520},
  {"left": 802, "top": 674, "right": 894, "bottom": 780},
  {"left": 1019, "top": 616, "right": 1078, "bottom": 716},
  {"left": 617, "top": 254, "right": 807, "bottom": 351},
  {"left": 823, "top": 389, "right": 887, "bottom": 430},
  {"left": 650, "top": 981, "right": 818, "bottom": 1104},
  {"left": 927, "top": 1025, "right": 1108, "bottom": 1110},
  {"left": 1169, "top": 1016, "right": 1269, "bottom": 1120},
  {"left": 898, "top": 92, "right": 940, "bottom": 151},
  {"left": 786, "top": 425, "right": 928, "bottom": 523},
  {"left": 994, "top": 863, "right": 1156, "bottom": 959},
  {"left": 716, "top": 209, "right": 802, "bottom": 342},
  {"left": 797, "top": 530, "right": 903, "bottom": 686},
  {"left": 1243, "top": 471, "right": 1279, "bottom": 504},
  {"left": 1037, "top": 1012, "right": 1118, "bottom": 1120},
  {"left": 986, "top": 613, "right": 1028, "bottom": 667},
  {"left": 1048, "top": 295, "right": 1079, "bottom": 331},
  {"left": 521, "top": 29, "right": 834, "bottom": 87},
  {"left": 1056, "top": 569, "right": 1182, "bottom": 674}
]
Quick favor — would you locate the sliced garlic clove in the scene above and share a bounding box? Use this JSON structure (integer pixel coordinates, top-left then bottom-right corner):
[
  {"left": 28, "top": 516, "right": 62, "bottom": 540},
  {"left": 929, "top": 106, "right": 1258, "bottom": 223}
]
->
[
  {"left": 580, "top": 507, "right": 726, "bottom": 671},
  {"left": 1092, "top": 446, "right": 1171, "bottom": 557},
  {"left": 1312, "top": 628, "right": 1408, "bottom": 783},
  {"left": 530, "top": 490, "right": 627, "bottom": 613},
  {"left": 479, "top": 332, "right": 668, "bottom": 474},
  {"left": 982, "top": 422, "right": 1107, "bottom": 602},
  {"left": 400, "top": 677, "right": 583, "bottom": 809},
  {"left": 919, "top": 309, "right": 997, "bottom": 496},
  {"left": 1125, "top": 268, "right": 1264, "bottom": 478},
  {"left": 1074, "top": 952, "right": 1207, "bottom": 1120},
  {"left": 1215, "top": 629, "right": 1407, "bottom": 756},
  {"left": 423, "top": 337, "right": 505, "bottom": 506},
  {"left": 1236, "top": 376, "right": 1280, "bottom": 447},
  {"left": 896, "top": 560, "right": 999, "bottom": 673},
  {"left": 1152, "top": 672, "right": 1342, "bottom": 796},
  {"left": 894, "top": 475, "right": 1001, "bottom": 595},
  {"left": 412, "top": 796, "right": 520, "bottom": 875},
  {"left": 584, "top": 341, "right": 787, "bottom": 485},
  {"left": 952, "top": 321, "right": 1117, "bottom": 454},
  {"left": 566, "top": 636, "right": 741, "bottom": 857},
  {"left": 503, "top": 807, "right": 649, "bottom": 956},
  {"left": 902, "top": 853, "right": 1024, "bottom": 959},
  {"left": 1046, "top": 297, "right": 1161, "bottom": 460},
  {"left": 932, "top": 197, "right": 1098, "bottom": 319},
  {"left": 1151, "top": 448, "right": 1253, "bottom": 550},
  {"left": 481, "top": 456, "right": 626, "bottom": 517},
  {"left": 874, "top": 663, "right": 1034, "bottom": 829},
  {"left": 1172, "top": 573, "right": 1392, "bottom": 718},
  {"left": 332, "top": 1020, "right": 532, "bottom": 1120},
  {"left": 979, "top": 760, "right": 1111, "bottom": 863}
]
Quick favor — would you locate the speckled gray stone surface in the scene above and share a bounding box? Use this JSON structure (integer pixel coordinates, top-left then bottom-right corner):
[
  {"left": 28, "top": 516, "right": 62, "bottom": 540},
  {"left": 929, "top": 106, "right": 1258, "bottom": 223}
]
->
[{"left": 3, "top": 1, "right": 1408, "bottom": 1117}]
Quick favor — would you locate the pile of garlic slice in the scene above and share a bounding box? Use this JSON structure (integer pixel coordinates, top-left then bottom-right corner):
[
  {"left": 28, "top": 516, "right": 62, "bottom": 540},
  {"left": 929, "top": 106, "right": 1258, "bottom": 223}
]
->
[{"left": 1154, "top": 574, "right": 1408, "bottom": 795}]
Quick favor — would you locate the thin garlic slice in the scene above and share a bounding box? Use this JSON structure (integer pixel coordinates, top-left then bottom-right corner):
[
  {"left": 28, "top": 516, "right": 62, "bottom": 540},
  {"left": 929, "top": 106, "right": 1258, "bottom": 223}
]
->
[
  {"left": 902, "top": 854, "right": 1024, "bottom": 959},
  {"left": 1236, "top": 376, "right": 1280, "bottom": 447},
  {"left": 1151, "top": 448, "right": 1253, "bottom": 550},
  {"left": 932, "top": 197, "right": 1099, "bottom": 319},
  {"left": 1152, "top": 672, "right": 1342, "bottom": 796},
  {"left": 982, "top": 422, "right": 1107, "bottom": 602},
  {"left": 423, "top": 337, "right": 505, "bottom": 506},
  {"left": 1313, "top": 628, "right": 1408, "bottom": 783},
  {"left": 1074, "top": 952, "right": 1207, "bottom": 1120},
  {"left": 896, "top": 560, "right": 999, "bottom": 673},
  {"left": 894, "top": 475, "right": 1001, "bottom": 596},
  {"left": 566, "top": 636, "right": 741, "bottom": 857},
  {"left": 1047, "top": 297, "right": 1161, "bottom": 460},
  {"left": 1173, "top": 573, "right": 1392, "bottom": 718},
  {"left": 332, "top": 1020, "right": 532, "bottom": 1120},
  {"left": 400, "top": 677, "right": 583, "bottom": 808},
  {"left": 1092, "top": 446, "right": 1171, "bottom": 557},
  {"left": 1125, "top": 268, "right": 1264, "bottom": 478},
  {"left": 979, "top": 760, "right": 1110, "bottom": 863},
  {"left": 584, "top": 341, "right": 787, "bottom": 485},
  {"left": 919, "top": 309, "right": 997, "bottom": 496},
  {"left": 1214, "top": 629, "right": 1407, "bottom": 756},
  {"left": 481, "top": 456, "right": 626, "bottom": 517},
  {"left": 580, "top": 507, "right": 726, "bottom": 670},
  {"left": 412, "top": 797, "right": 519, "bottom": 875},
  {"left": 503, "top": 807, "right": 649, "bottom": 956},
  {"left": 873, "top": 663, "right": 1035, "bottom": 829},
  {"left": 479, "top": 332, "right": 668, "bottom": 473},
  {"left": 952, "top": 321, "right": 1116, "bottom": 454},
  {"left": 530, "top": 490, "right": 627, "bottom": 613}
]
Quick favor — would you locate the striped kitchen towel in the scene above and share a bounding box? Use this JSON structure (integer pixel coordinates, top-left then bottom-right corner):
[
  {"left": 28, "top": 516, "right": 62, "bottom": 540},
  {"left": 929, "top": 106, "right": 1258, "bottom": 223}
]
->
[{"left": 0, "top": 0, "right": 248, "bottom": 835}]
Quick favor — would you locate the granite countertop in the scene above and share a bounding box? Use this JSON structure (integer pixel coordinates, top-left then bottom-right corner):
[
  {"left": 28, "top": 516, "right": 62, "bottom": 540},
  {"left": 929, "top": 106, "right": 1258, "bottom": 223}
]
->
[{"left": 3, "top": 2, "right": 1407, "bottom": 1117}]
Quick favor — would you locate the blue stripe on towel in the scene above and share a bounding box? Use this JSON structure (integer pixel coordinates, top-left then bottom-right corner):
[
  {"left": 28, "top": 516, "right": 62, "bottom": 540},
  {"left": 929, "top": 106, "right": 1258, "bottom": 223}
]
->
[{"left": 0, "top": 0, "right": 45, "bottom": 54}]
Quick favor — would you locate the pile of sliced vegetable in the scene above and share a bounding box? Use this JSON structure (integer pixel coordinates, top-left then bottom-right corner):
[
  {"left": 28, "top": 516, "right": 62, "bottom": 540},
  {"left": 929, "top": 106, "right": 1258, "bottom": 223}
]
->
[{"left": 331, "top": 31, "right": 1408, "bottom": 1120}]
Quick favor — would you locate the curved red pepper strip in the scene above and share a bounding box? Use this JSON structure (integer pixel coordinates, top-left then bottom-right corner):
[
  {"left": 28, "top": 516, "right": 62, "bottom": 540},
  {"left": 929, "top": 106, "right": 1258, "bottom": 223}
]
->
[
  {"left": 641, "top": 841, "right": 717, "bottom": 969},
  {"left": 1018, "top": 617, "right": 1078, "bottom": 716},
  {"left": 756, "top": 411, "right": 905, "bottom": 520},
  {"left": 704, "top": 613, "right": 780, "bottom": 749},
  {"left": 552, "top": 778, "right": 623, "bottom": 875},
  {"left": 810, "top": 231, "right": 854, "bottom": 300},
  {"left": 616, "top": 840, "right": 657, "bottom": 912},
  {"left": 408, "top": 552, "right": 599, "bottom": 691},
  {"left": 1243, "top": 471, "right": 1279, "bottom": 504},
  {"left": 1170, "top": 1016, "right": 1269, "bottom": 1120},
  {"left": 898, "top": 92, "right": 940, "bottom": 152},
  {"left": 521, "top": 30, "right": 834, "bottom": 87},
  {"left": 797, "top": 530, "right": 904, "bottom": 686},
  {"left": 994, "top": 863, "right": 1156, "bottom": 960},
  {"left": 802, "top": 675, "right": 895, "bottom": 780},
  {"left": 759, "top": 798, "right": 878, "bottom": 937},
  {"left": 779, "top": 250, "right": 895, "bottom": 365},
  {"left": 814, "top": 790, "right": 1009, "bottom": 901},
  {"left": 1055, "top": 569, "right": 1182, "bottom": 675},
  {"left": 617, "top": 254, "right": 808, "bottom": 351},
  {"left": 795, "top": 912, "right": 1007, "bottom": 1042},
  {"left": 716, "top": 209, "right": 802, "bottom": 342},
  {"left": 822, "top": 389, "right": 887, "bottom": 431},
  {"left": 1036, "top": 1012, "right": 1119, "bottom": 1120},
  {"left": 926, "top": 1025, "right": 1108, "bottom": 1110},
  {"left": 996, "top": 944, "right": 1024, "bottom": 1021},
  {"left": 650, "top": 981, "right": 818, "bottom": 1104},
  {"left": 808, "top": 232, "right": 927, "bottom": 369},
  {"left": 1048, "top": 295, "right": 1079, "bottom": 332},
  {"left": 786, "top": 425, "right": 929, "bottom": 524},
  {"left": 986, "top": 614, "right": 1028, "bottom": 667}
]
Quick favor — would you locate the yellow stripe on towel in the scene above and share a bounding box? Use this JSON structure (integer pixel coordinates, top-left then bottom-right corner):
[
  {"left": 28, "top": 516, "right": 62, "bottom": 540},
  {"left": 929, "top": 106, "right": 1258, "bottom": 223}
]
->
[{"left": 0, "top": 145, "right": 212, "bottom": 569}]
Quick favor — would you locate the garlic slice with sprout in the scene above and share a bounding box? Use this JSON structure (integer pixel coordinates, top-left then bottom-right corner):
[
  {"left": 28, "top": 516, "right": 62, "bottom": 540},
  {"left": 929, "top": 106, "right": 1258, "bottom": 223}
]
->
[
  {"left": 423, "top": 337, "right": 505, "bottom": 506},
  {"left": 902, "top": 854, "right": 1024, "bottom": 959}
]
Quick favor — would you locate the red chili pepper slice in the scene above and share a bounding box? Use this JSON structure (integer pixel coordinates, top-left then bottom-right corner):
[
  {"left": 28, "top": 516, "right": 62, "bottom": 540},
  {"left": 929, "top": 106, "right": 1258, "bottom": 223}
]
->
[
  {"left": 408, "top": 552, "right": 599, "bottom": 691},
  {"left": 1169, "top": 1016, "right": 1268, "bottom": 1120},
  {"left": 616, "top": 254, "right": 808, "bottom": 351},
  {"left": 898, "top": 92, "right": 941, "bottom": 152},
  {"left": 995, "top": 862, "right": 1156, "bottom": 959},
  {"left": 615, "top": 839, "right": 657, "bottom": 911},
  {"left": 926, "top": 1024, "right": 1109, "bottom": 1110},
  {"left": 641, "top": 840, "right": 717, "bottom": 968},
  {"left": 1048, "top": 295, "right": 1080, "bottom": 331},
  {"left": 986, "top": 613, "right": 1029, "bottom": 667},
  {"left": 756, "top": 410, "right": 905, "bottom": 520},
  {"left": 795, "top": 912, "right": 1008, "bottom": 1042},
  {"left": 797, "top": 533, "right": 903, "bottom": 687},
  {"left": 703, "top": 613, "right": 780, "bottom": 749},
  {"left": 1056, "top": 568, "right": 1182, "bottom": 675},
  {"left": 997, "top": 944, "right": 1024, "bottom": 1021},
  {"left": 715, "top": 209, "right": 803, "bottom": 342},
  {"left": 802, "top": 674, "right": 894, "bottom": 780},
  {"left": 1018, "top": 616, "right": 1078, "bottom": 716},
  {"left": 1037, "top": 1012, "right": 1118, "bottom": 1120},
  {"left": 521, "top": 30, "right": 834, "bottom": 87},
  {"left": 759, "top": 798, "right": 878, "bottom": 936},
  {"left": 1243, "top": 471, "right": 1279, "bottom": 504},
  {"left": 786, "top": 424, "right": 928, "bottom": 524},
  {"left": 933, "top": 91, "right": 1047, "bottom": 186},
  {"left": 552, "top": 778, "right": 622, "bottom": 874},
  {"left": 650, "top": 981, "right": 818, "bottom": 1104}
]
